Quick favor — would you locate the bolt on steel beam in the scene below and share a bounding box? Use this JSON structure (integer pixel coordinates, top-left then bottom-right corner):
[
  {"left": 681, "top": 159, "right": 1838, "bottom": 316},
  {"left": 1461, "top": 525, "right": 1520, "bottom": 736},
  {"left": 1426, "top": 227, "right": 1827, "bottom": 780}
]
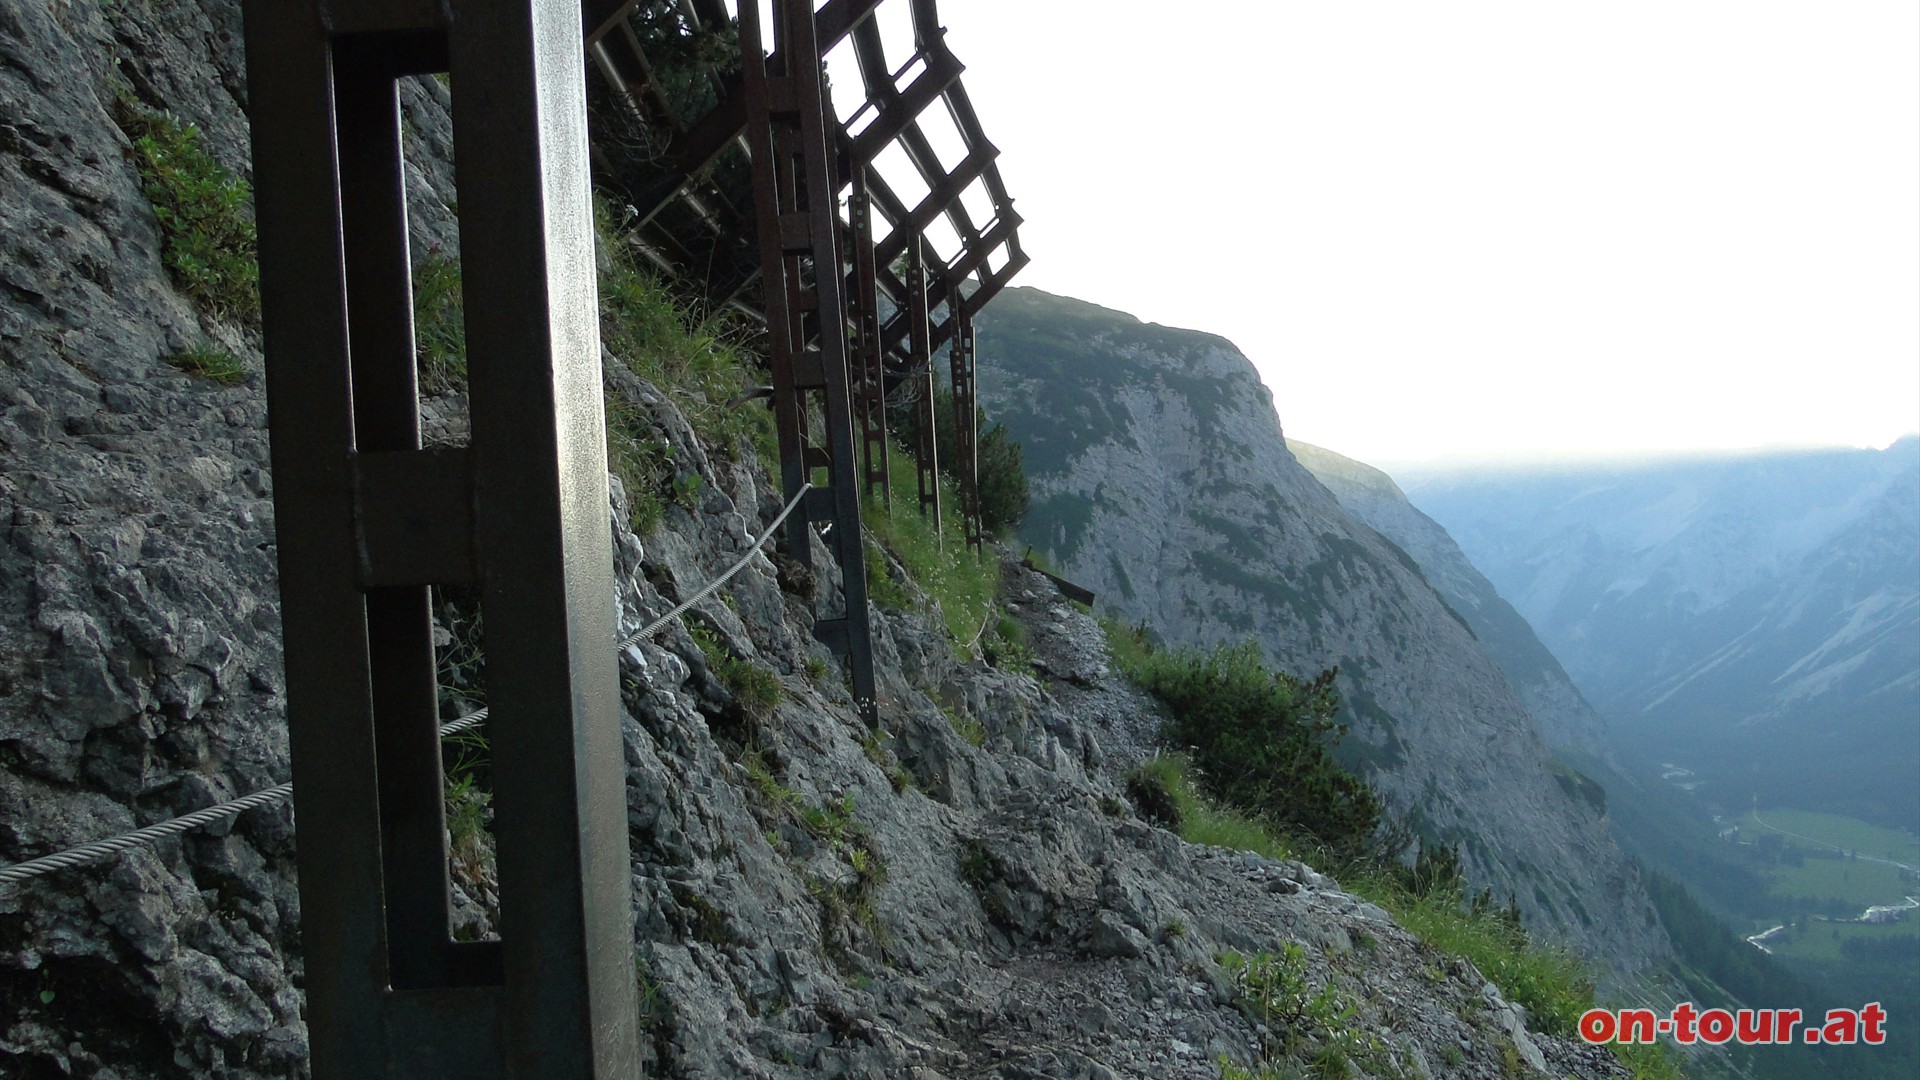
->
[{"left": 242, "top": 1, "right": 638, "bottom": 1076}]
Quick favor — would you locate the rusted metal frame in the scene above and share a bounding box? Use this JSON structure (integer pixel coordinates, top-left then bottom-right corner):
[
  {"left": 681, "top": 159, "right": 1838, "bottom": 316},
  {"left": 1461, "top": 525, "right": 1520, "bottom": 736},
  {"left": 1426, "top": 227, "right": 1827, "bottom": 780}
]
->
[
  {"left": 843, "top": 16, "right": 984, "bottom": 253},
  {"left": 790, "top": 0, "right": 877, "bottom": 722},
  {"left": 582, "top": 0, "right": 638, "bottom": 39},
  {"left": 586, "top": 20, "right": 685, "bottom": 135},
  {"left": 837, "top": 45, "right": 964, "bottom": 178},
  {"left": 243, "top": 10, "right": 399, "bottom": 1073},
  {"left": 447, "top": 2, "right": 641, "bottom": 1070},
  {"left": 687, "top": 0, "right": 729, "bottom": 28},
  {"left": 622, "top": 0, "right": 881, "bottom": 228},
  {"left": 937, "top": 80, "right": 1017, "bottom": 210},
  {"left": 878, "top": 209, "right": 1021, "bottom": 356},
  {"left": 849, "top": 171, "right": 890, "bottom": 505},
  {"left": 869, "top": 141, "right": 995, "bottom": 272},
  {"left": 245, "top": 2, "right": 639, "bottom": 1076},
  {"left": 740, "top": 0, "right": 879, "bottom": 723},
  {"left": 947, "top": 289, "right": 981, "bottom": 548},
  {"left": 907, "top": 0, "right": 941, "bottom": 43},
  {"left": 960, "top": 241, "right": 1029, "bottom": 315}
]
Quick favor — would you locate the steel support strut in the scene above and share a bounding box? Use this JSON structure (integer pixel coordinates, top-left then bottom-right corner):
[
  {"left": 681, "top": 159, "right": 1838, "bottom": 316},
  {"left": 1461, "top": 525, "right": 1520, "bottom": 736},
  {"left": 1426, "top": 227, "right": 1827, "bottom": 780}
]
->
[
  {"left": 849, "top": 172, "right": 890, "bottom": 505},
  {"left": 906, "top": 236, "right": 941, "bottom": 529},
  {"left": 948, "top": 293, "right": 981, "bottom": 549},
  {"left": 739, "top": 0, "right": 879, "bottom": 723},
  {"left": 242, "top": 1, "right": 638, "bottom": 1076}
]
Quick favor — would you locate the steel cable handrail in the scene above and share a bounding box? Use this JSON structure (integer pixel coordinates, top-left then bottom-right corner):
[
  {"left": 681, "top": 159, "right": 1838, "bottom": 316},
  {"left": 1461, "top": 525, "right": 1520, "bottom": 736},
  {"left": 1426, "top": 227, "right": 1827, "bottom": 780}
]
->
[{"left": 0, "top": 482, "right": 812, "bottom": 890}]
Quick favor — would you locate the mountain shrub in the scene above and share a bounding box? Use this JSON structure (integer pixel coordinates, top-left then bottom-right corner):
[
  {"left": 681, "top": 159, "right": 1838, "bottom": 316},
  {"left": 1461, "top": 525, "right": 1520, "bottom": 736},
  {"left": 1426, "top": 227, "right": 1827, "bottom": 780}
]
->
[
  {"left": 894, "top": 388, "right": 1030, "bottom": 535},
  {"left": 1123, "top": 640, "right": 1380, "bottom": 863},
  {"left": 122, "top": 106, "right": 259, "bottom": 320}
]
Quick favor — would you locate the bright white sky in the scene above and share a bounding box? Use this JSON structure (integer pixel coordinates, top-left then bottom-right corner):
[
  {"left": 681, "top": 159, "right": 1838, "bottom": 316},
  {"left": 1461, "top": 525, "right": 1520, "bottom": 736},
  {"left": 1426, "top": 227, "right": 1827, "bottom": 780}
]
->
[{"left": 909, "top": 1, "right": 1920, "bottom": 467}]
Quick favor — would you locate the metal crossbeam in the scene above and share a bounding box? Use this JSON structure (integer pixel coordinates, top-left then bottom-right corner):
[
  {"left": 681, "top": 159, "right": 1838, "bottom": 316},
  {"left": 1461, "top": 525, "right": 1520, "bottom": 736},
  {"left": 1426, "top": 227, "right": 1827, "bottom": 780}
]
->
[{"left": 242, "top": 1, "right": 638, "bottom": 1075}]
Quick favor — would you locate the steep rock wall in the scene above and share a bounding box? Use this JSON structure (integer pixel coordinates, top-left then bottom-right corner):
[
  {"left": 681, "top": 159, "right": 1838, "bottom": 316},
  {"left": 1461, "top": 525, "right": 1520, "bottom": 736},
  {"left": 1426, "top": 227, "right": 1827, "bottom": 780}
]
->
[
  {"left": 1, "top": 3, "right": 1637, "bottom": 1077},
  {"left": 977, "top": 287, "right": 1669, "bottom": 986},
  {"left": 1288, "top": 440, "right": 1611, "bottom": 759}
]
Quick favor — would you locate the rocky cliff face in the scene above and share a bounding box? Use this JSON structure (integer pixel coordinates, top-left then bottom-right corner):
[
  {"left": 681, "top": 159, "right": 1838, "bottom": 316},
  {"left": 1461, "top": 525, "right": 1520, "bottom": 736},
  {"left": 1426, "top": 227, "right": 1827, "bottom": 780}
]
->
[
  {"left": 975, "top": 288, "right": 1669, "bottom": 985},
  {"left": 1287, "top": 441, "right": 1610, "bottom": 760},
  {"left": 1, "top": 2, "right": 1641, "bottom": 1077},
  {"left": 1401, "top": 440, "right": 1920, "bottom": 829}
]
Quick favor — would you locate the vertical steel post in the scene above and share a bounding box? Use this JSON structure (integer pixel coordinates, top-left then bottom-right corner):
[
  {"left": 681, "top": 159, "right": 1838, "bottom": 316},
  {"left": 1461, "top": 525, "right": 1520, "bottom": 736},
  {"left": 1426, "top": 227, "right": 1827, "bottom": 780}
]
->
[
  {"left": 739, "top": 0, "right": 879, "bottom": 723},
  {"left": 243, "top": 1, "right": 639, "bottom": 1076},
  {"left": 947, "top": 293, "right": 981, "bottom": 549},
  {"left": 849, "top": 171, "right": 890, "bottom": 506},
  {"left": 907, "top": 237, "right": 941, "bottom": 531}
]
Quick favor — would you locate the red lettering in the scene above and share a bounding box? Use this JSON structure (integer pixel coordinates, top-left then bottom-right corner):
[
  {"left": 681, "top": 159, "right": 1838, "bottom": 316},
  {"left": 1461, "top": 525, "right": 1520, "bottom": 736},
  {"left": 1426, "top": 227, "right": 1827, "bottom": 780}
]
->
[
  {"left": 1699, "top": 1008, "right": 1734, "bottom": 1044},
  {"left": 1619, "top": 1008, "right": 1658, "bottom": 1045},
  {"left": 1579, "top": 1009, "right": 1616, "bottom": 1044},
  {"left": 1671, "top": 1001, "right": 1699, "bottom": 1044},
  {"left": 1822, "top": 1009, "right": 1859, "bottom": 1045},
  {"left": 1861, "top": 1002, "right": 1887, "bottom": 1045},
  {"left": 1737, "top": 1009, "right": 1772, "bottom": 1043},
  {"left": 1774, "top": 1008, "right": 1802, "bottom": 1044}
]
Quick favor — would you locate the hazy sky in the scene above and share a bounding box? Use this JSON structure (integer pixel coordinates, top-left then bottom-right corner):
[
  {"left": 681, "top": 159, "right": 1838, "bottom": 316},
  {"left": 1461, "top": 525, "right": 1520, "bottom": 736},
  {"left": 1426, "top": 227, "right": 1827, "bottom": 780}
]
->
[{"left": 895, "top": 1, "right": 1920, "bottom": 467}]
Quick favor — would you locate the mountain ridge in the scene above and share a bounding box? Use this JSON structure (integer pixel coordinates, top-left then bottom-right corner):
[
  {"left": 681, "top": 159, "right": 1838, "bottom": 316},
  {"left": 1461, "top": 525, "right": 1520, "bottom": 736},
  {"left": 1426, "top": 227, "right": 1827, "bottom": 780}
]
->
[
  {"left": 976, "top": 285, "right": 1671, "bottom": 985},
  {"left": 1401, "top": 440, "right": 1920, "bottom": 828},
  {"left": 1287, "top": 439, "right": 1612, "bottom": 760}
]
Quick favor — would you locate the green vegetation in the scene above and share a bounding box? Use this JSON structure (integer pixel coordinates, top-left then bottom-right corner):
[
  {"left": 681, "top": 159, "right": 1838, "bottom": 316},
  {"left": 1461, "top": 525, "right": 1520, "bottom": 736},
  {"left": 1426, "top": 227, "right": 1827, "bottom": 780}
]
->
[
  {"left": 122, "top": 106, "right": 259, "bottom": 321},
  {"left": 1749, "top": 808, "right": 1920, "bottom": 865},
  {"left": 1218, "top": 945, "right": 1382, "bottom": 1077},
  {"left": 1116, "top": 636, "right": 1379, "bottom": 862},
  {"left": 412, "top": 254, "right": 467, "bottom": 394},
  {"left": 689, "top": 625, "right": 781, "bottom": 722},
  {"left": 430, "top": 586, "right": 496, "bottom": 904},
  {"left": 1127, "top": 755, "right": 1293, "bottom": 862},
  {"left": 861, "top": 441, "right": 996, "bottom": 644},
  {"left": 596, "top": 203, "right": 769, "bottom": 456},
  {"left": 164, "top": 345, "right": 246, "bottom": 386},
  {"left": 980, "top": 613, "right": 1033, "bottom": 673},
  {"left": 1126, "top": 744, "right": 1674, "bottom": 1075},
  {"left": 595, "top": 199, "right": 769, "bottom": 534},
  {"left": 1354, "top": 871, "right": 1590, "bottom": 1038},
  {"left": 619, "top": 3, "right": 740, "bottom": 125},
  {"left": 941, "top": 703, "right": 986, "bottom": 748},
  {"left": 444, "top": 769, "right": 493, "bottom": 882},
  {"left": 896, "top": 387, "right": 1030, "bottom": 535}
]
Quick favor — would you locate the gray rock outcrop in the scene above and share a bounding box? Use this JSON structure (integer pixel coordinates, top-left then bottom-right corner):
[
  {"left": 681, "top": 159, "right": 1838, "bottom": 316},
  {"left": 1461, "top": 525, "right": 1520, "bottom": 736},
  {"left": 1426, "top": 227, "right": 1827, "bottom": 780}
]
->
[
  {"left": 976, "top": 288, "right": 1670, "bottom": 988},
  {"left": 1288, "top": 439, "right": 1610, "bottom": 759},
  {"left": 1, "top": 2, "right": 1644, "bottom": 1077}
]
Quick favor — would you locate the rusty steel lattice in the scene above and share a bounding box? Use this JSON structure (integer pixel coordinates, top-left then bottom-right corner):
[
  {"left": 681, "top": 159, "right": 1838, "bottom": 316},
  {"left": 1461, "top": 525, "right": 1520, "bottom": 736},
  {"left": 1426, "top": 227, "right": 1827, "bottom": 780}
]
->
[
  {"left": 735, "top": 0, "right": 879, "bottom": 720},
  {"left": 581, "top": 0, "right": 1026, "bottom": 731},
  {"left": 243, "top": 1, "right": 638, "bottom": 1076}
]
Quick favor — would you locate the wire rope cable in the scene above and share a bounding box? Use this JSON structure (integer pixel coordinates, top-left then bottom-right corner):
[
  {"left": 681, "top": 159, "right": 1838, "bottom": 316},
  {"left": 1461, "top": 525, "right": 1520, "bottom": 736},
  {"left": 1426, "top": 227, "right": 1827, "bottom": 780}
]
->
[{"left": 0, "top": 482, "right": 813, "bottom": 890}]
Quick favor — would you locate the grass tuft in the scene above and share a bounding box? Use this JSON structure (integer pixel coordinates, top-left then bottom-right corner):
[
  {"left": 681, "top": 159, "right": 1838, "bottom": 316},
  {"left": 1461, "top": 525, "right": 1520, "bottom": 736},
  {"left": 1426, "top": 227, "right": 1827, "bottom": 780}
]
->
[
  {"left": 165, "top": 345, "right": 246, "bottom": 385},
  {"left": 122, "top": 107, "right": 258, "bottom": 321},
  {"left": 860, "top": 443, "right": 996, "bottom": 645},
  {"left": 596, "top": 202, "right": 770, "bottom": 457},
  {"left": 412, "top": 254, "right": 467, "bottom": 394}
]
